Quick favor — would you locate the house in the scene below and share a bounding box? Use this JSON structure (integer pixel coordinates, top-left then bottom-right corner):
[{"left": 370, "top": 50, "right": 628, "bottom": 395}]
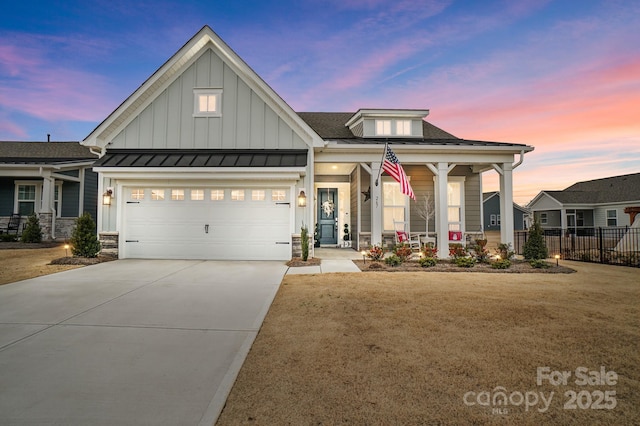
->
[
  {"left": 0, "top": 141, "right": 98, "bottom": 240},
  {"left": 82, "top": 25, "right": 533, "bottom": 260},
  {"left": 528, "top": 172, "right": 640, "bottom": 233},
  {"left": 482, "top": 191, "right": 530, "bottom": 231}
]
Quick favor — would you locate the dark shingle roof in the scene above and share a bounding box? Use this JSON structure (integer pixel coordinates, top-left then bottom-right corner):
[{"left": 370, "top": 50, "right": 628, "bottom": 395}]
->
[
  {"left": 297, "top": 112, "right": 458, "bottom": 140},
  {"left": 548, "top": 173, "right": 640, "bottom": 204},
  {"left": 94, "top": 149, "right": 308, "bottom": 168},
  {"left": 0, "top": 141, "right": 96, "bottom": 164}
]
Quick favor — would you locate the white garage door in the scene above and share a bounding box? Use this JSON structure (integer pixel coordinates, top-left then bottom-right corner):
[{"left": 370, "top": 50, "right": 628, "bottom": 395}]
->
[{"left": 122, "top": 186, "right": 291, "bottom": 260}]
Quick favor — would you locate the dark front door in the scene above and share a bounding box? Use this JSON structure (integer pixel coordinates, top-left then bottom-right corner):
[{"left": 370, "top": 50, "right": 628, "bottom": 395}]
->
[{"left": 318, "top": 188, "right": 338, "bottom": 245}]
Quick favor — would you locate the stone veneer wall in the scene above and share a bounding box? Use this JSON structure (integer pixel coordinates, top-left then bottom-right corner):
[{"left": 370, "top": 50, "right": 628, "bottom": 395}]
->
[
  {"left": 99, "top": 232, "right": 119, "bottom": 258},
  {"left": 291, "top": 234, "right": 314, "bottom": 258}
]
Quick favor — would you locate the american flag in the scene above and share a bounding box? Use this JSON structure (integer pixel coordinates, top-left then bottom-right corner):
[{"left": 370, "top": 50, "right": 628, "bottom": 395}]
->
[{"left": 382, "top": 144, "right": 415, "bottom": 200}]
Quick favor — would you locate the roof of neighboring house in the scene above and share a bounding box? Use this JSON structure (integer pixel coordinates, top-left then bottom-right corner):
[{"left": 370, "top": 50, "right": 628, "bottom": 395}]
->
[
  {"left": 542, "top": 173, "right": 640, "bottom": 204},
  {"left": 483, "top": 191, "right": 529, "bottom": 212},
  {"left": 93, "top": 149, "right": 308, "bottom": 168},
  {"left": 0, "top": 141, "right": 97, "bottom": 164}
]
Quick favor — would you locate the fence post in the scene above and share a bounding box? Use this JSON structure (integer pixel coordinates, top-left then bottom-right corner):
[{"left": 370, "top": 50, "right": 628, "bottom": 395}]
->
[
  {"left": 559, "top": 229, "right": 562, "bottom": 258},
  {"left": 598, "top": 227, "right": 604, "bottom": 264}
]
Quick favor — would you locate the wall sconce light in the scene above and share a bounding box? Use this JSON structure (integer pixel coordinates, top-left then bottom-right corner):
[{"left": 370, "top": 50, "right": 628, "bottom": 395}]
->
[
  {"left": 103, "top": 189, "right": 113, "bottom": 206},
  {"left": 297, "top": 190, "right": 307, "bottom": 208}
]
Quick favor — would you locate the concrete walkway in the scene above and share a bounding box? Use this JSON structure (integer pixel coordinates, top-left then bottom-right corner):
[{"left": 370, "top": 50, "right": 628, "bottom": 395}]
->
[
  {"left": 286, "top": 247, "right": 362, "bottom": 275},
  {"left": 0, "top": 260, "right": 287, "bottom": 425}
]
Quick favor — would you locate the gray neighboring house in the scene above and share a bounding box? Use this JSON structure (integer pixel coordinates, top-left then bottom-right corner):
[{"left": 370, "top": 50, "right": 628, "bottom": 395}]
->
[
  {"left": 0, "top": 141, "right": 98, "bottom": 240},
  {"left": 482, "top": 191, "right": 529, "bottom": 231},
  {"left": 528, "top": 172, "right": 640, "bottom": 233}
]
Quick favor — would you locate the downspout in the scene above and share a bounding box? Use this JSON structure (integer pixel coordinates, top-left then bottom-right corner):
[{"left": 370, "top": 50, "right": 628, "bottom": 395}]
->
[
  {"left": 89, "top": 146, "right": 105, "bottom": 158},
  {"left": 512, "top": 150, "right": 525, "bottom": 169}
]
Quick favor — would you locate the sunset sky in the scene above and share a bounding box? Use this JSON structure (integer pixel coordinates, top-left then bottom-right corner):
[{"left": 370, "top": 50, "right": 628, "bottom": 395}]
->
[{"left": 1, "top": 0, "right": 638, "bottom": 205}]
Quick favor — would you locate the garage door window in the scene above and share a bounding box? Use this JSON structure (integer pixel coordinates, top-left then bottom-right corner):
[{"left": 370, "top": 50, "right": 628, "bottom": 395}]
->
[
  {"left": 131, "top": 189, "right": 145, "bottom": 200},
  {"left": 151, "top": 189, "right": 165, "bottom": 201},
  {"left": 251, "top": 190, "right": 265, "bottom": 201},
  {"left": 211, "top": 189, "right": 224, "bottom": 201},
  {"left": 191, "top": 189, "right": 204, "bottom": 201},
  {"left": 231, "top": 190, "right": 245, "bottom": 201},
  {"left": 171, "top": 189, "right": 184, "bottom": 200},
  {"left": 272, "top": 190, "right": 286, "bottom": 201}
]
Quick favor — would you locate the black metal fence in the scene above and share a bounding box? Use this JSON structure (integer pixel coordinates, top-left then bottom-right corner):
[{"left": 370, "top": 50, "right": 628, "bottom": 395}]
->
[{"left": 514, "top": 227, "right": 640, "bottom": 268}]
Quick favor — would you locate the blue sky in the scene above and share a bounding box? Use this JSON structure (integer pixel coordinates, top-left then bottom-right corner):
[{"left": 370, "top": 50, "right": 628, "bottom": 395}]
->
[{"left": 1, "top": 0, "right": 639, "bottom": 204}]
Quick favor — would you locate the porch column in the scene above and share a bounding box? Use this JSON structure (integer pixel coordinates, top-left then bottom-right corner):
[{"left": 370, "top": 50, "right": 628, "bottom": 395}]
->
[
  {"left": 40, "top": 174, "right": 55, "bottom": 240},
  {"left": 370, "top": 161, "right": 383, "bottom": 246},
  {"left": 499, "top": 162, "right": 515, "bottom": 247},
  {"left": 435, "top": 162, "right": 450, "bottom": 259}
]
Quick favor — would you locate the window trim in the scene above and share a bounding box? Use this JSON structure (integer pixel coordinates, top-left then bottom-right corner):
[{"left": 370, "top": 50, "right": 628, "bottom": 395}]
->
[
  {"left": 606, "top": 209, "right": 618, "bottom": 227},
  {"left": 375, "top": 120, "right": 391, "bottom": 136},
  {"left": 396, "top": 120, "right": 411, "bottom": 136},
  {"left": 14, "top": 180, "right": 62, "bottom": 218},
  {"left": 382, "top": 177, "right": 410, "bottom": 232},
  {"left": 193, "top": 88, "right": 222, "bottom": 117},
  {"left": 540, "top": 212, "right": 548, "bottom": 225}
]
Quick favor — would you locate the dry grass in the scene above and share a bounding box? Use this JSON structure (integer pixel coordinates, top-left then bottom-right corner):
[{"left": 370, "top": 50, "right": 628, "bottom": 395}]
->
[
  {"left": 0, "top": 245, "right": 83, "bottom": 285},
  {"left": 218, "top": 262, "right": 639, "bottom": 425}
]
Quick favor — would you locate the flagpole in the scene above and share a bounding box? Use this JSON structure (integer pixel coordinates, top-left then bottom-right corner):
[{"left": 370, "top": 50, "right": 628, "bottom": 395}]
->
[{"left": 375, "top": 142, "right": 388, "bottom": 186}]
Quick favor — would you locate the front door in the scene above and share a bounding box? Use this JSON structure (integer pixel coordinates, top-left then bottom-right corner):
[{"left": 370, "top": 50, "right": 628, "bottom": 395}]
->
[{"left": 317, "top": 188, "right": 338, "bottom": 245}]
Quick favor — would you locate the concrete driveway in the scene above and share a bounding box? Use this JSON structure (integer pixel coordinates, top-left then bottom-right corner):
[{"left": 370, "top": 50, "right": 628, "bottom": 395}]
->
[{"left": 0, "top": 259, "right": 287, "bottom": 425}]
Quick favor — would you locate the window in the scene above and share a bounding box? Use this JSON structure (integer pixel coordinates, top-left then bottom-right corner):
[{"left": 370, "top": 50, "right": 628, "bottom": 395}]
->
[
  {"left": 540, "top": 213, "right": 548, "bottom": 225},
  {"left": 396, "top": 120, "right": 411, "bottom": 136},
  {"left": 251, "top": 190, "right": 265, "bottom": 201},
  {"left": 606, "top": 209, "right": 617, "bottom": 227},
  {"left": 490, "top": 214, "right": 497, "bottom": 226},
  {"left": 193, "top": 89, "right": 222, "bottom": 117},
  {"left": 447, "top": 181, "right": 463, "bottom": 233},
  {"left": 131, "top": 188, "right": 145, "bottom": 200},
  {"left": 577, "top": 211, "right": 584, "bottom": 227},
  {"left": 151, "top": 189, "right": 165, "bottom": 201},
  {"left": 272, "top": 190, "right": 286, "bottom": 201},
  {"left": 210, "top": 189, "right": 224, "bottom": 201},
  {"left": 190, "top": 189, "right": 204, "bottom": 201},
  {"left": 375, "top": 120, "right": 391, "bottom": 136},
  {"left": 383, "top": 180, "right": 407, "bottom": 231},
  {"left": 17, "top": 184, "right": 36, "bottom": 215},
  {"left": 231, "top": 190, "right": 245, "bottom": 201},
  {"left": 497, "top": 214, "right": 501, "bottom": 226},
  {"left": 171, "top": 189, "right": 184, "bottom": 201}
]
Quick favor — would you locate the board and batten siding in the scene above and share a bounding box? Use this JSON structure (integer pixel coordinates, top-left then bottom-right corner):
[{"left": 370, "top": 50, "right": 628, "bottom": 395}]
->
[
  {"left": 109, "top": 49, "right": 307, "bottom": 150},
  {"left": 405, "top": 165, "right": 434, "bottom": 233},
  {"left": 350, "top": 167, "right": 358, "bottom": 245}
]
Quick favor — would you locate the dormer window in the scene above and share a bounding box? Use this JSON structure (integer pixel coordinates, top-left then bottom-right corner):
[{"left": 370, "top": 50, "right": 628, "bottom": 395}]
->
[
  {"left": 396, "top": 120, "right": 411, "bottom": 136},
  {"left": 375, "top": 120, "right": 391, "bottom": 136},
  {"left": 193, "top": 88, "right": 222, "bottom": 117}
]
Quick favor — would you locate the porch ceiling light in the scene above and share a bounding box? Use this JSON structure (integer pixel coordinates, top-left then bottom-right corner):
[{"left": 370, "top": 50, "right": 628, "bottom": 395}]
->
[
  {"left": 297, "top": 190, "right": 307, "bottom": 208},
  {"left": 103, "top": 189, "right": 113, "bottom": 206}
]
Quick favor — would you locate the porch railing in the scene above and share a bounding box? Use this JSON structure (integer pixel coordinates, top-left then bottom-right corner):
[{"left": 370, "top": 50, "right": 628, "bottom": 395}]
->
[{"left": 514, "top": 227, "right": 640, "bottom": 268}]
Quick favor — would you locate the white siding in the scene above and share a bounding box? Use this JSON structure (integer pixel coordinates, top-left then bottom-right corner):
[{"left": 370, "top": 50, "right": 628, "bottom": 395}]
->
[{"left": 109, "top": 48, "right": 308, "bottom": 150}]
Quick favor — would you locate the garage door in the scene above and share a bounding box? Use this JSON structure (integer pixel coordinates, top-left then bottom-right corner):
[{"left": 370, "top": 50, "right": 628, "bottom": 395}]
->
[{"left": 122, "top": 186, "right": 291, "bottom": 260}]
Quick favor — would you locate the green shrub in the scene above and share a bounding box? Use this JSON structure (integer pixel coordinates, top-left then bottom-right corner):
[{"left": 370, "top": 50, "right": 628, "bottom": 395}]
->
[
  {"left": 454, "top": 257, "right": 476, "bottom": 268},
  {"left": 384, "top": 254, "right": 402, "bottom": 266},
  {"left": 20, "top": 213, "right": 42, "bottom": 243},
  {"left": 529, "top": 259, "right": 550, "bottom": 269},
  {"left": 1, "top": 233, "right": 18, "bottom": 242},
  {"left": 422, "top": 243, "right": 437, "bottom": 258},
  {"left": 70, "top": 212, "right": 101, "bottom": 258},
  {"left": 300, "top": 226, "right": 309, "bottom": 261},
  {"left": 495, "top": 243, "right": 515, "bottom": 260},
  {"left": 471, "top": 239, "right": 490, "bottom": 263},
  {"left": 419, "top": 257, "right": 437, "bottom": 268},
  {"left": 491, "top": 259, "right": 512, "bottom": 269},
  {"left": 523, "top": 221, "right": 548, "bottom": 261}
]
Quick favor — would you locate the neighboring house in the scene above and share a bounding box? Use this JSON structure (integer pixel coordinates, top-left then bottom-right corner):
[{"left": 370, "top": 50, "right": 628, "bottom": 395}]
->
[
  {"left": 483, "top": 191, "right": 529, "bottom": 231},
  {"left": 82, "top": 25, "right": 533, "bottom": 260},
  {"left": 528, "top": 173, "right": 640, "bottom": 233},
  {"left": 0, "top": 142, "right": 98, "bottom": 240}
]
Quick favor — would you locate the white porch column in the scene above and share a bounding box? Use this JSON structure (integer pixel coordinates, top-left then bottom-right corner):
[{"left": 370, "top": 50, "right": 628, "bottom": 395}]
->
[
  {"left": 560, "top": 208, "right": 567, "bottom": 230},
  {"left": 499, "top": 162, "right": 515, "bottom": 247},
  {"left": 436, "top": 162, "right": 450, "bottom": 259},
  {"left": 370, "top": 161, "right": 383, "bottom": 246},
  {"left": 40, "top": 173, "right": 54, "bottom": 213}
]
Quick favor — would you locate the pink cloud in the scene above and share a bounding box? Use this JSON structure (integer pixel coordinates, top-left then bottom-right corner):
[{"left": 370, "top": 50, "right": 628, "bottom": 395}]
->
[{"left": 0, "top": 119, "right": 28, "bottom": 139}]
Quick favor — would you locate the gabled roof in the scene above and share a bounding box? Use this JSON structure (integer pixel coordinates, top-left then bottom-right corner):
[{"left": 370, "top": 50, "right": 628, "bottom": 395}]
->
[
  {"left": 483, "top": 191, "right": 529, "bottom": 212},
  {"left": 532, "top": 173, "right": 640, "bottom": 206},
  {"left": 83, "top": 25, "right": 322, "bottom": 151},
  {"left": 0, "top": 141, "right": 97, "bottom": 165}
]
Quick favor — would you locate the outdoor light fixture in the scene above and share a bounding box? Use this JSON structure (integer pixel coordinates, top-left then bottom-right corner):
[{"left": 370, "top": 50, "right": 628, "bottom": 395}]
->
[
  {"left": 361, "top": 250, "right": 367, "bottom": 264},
  {"left": 102, "top": 189, "right": 113, "bottom": 206},
  {"left": 297, "top": 190, "right": 307, "bottom": 207},
  {"left": 64, "top": 243, "right": 69, "bottom": 257},
  {"left": 555, "top": 254, "right": 560, "bottom": 267}
]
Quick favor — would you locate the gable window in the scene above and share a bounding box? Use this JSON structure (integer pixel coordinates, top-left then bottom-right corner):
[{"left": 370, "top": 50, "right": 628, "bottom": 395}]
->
[
  {"left": 193, "top": 89, "right": 222, "bottom": 117},
  {"left": 540, "top": 213, "right": 548, "bottom": 225},
  {"left": 382, "top": 179, "right": 408, "bottom": 231},
  {"left": 375, "top": 120, "right": 391, "bottom": 136},
  {"left": 606, "top": 209, "right": 617, "bottom": 227},
  {"left": 396, "top": 120, "right": 411, "bottom": 136}
]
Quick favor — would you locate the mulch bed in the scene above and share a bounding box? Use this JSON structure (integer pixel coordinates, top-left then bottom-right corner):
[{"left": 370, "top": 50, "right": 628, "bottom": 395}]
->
[
  {"left": 286, "top": 257, "right": 322, "bottom": 267},
  {"left": 49, "top": 256, "right": 116, "bottom": 266},
  {"left": 353, "top": 259, "right": 576, "bottom": 273}
]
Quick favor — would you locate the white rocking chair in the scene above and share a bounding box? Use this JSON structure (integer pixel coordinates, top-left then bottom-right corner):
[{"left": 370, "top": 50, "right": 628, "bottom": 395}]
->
[{"left": 393, "top": 221, "right": 422, "bottom": 252}]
